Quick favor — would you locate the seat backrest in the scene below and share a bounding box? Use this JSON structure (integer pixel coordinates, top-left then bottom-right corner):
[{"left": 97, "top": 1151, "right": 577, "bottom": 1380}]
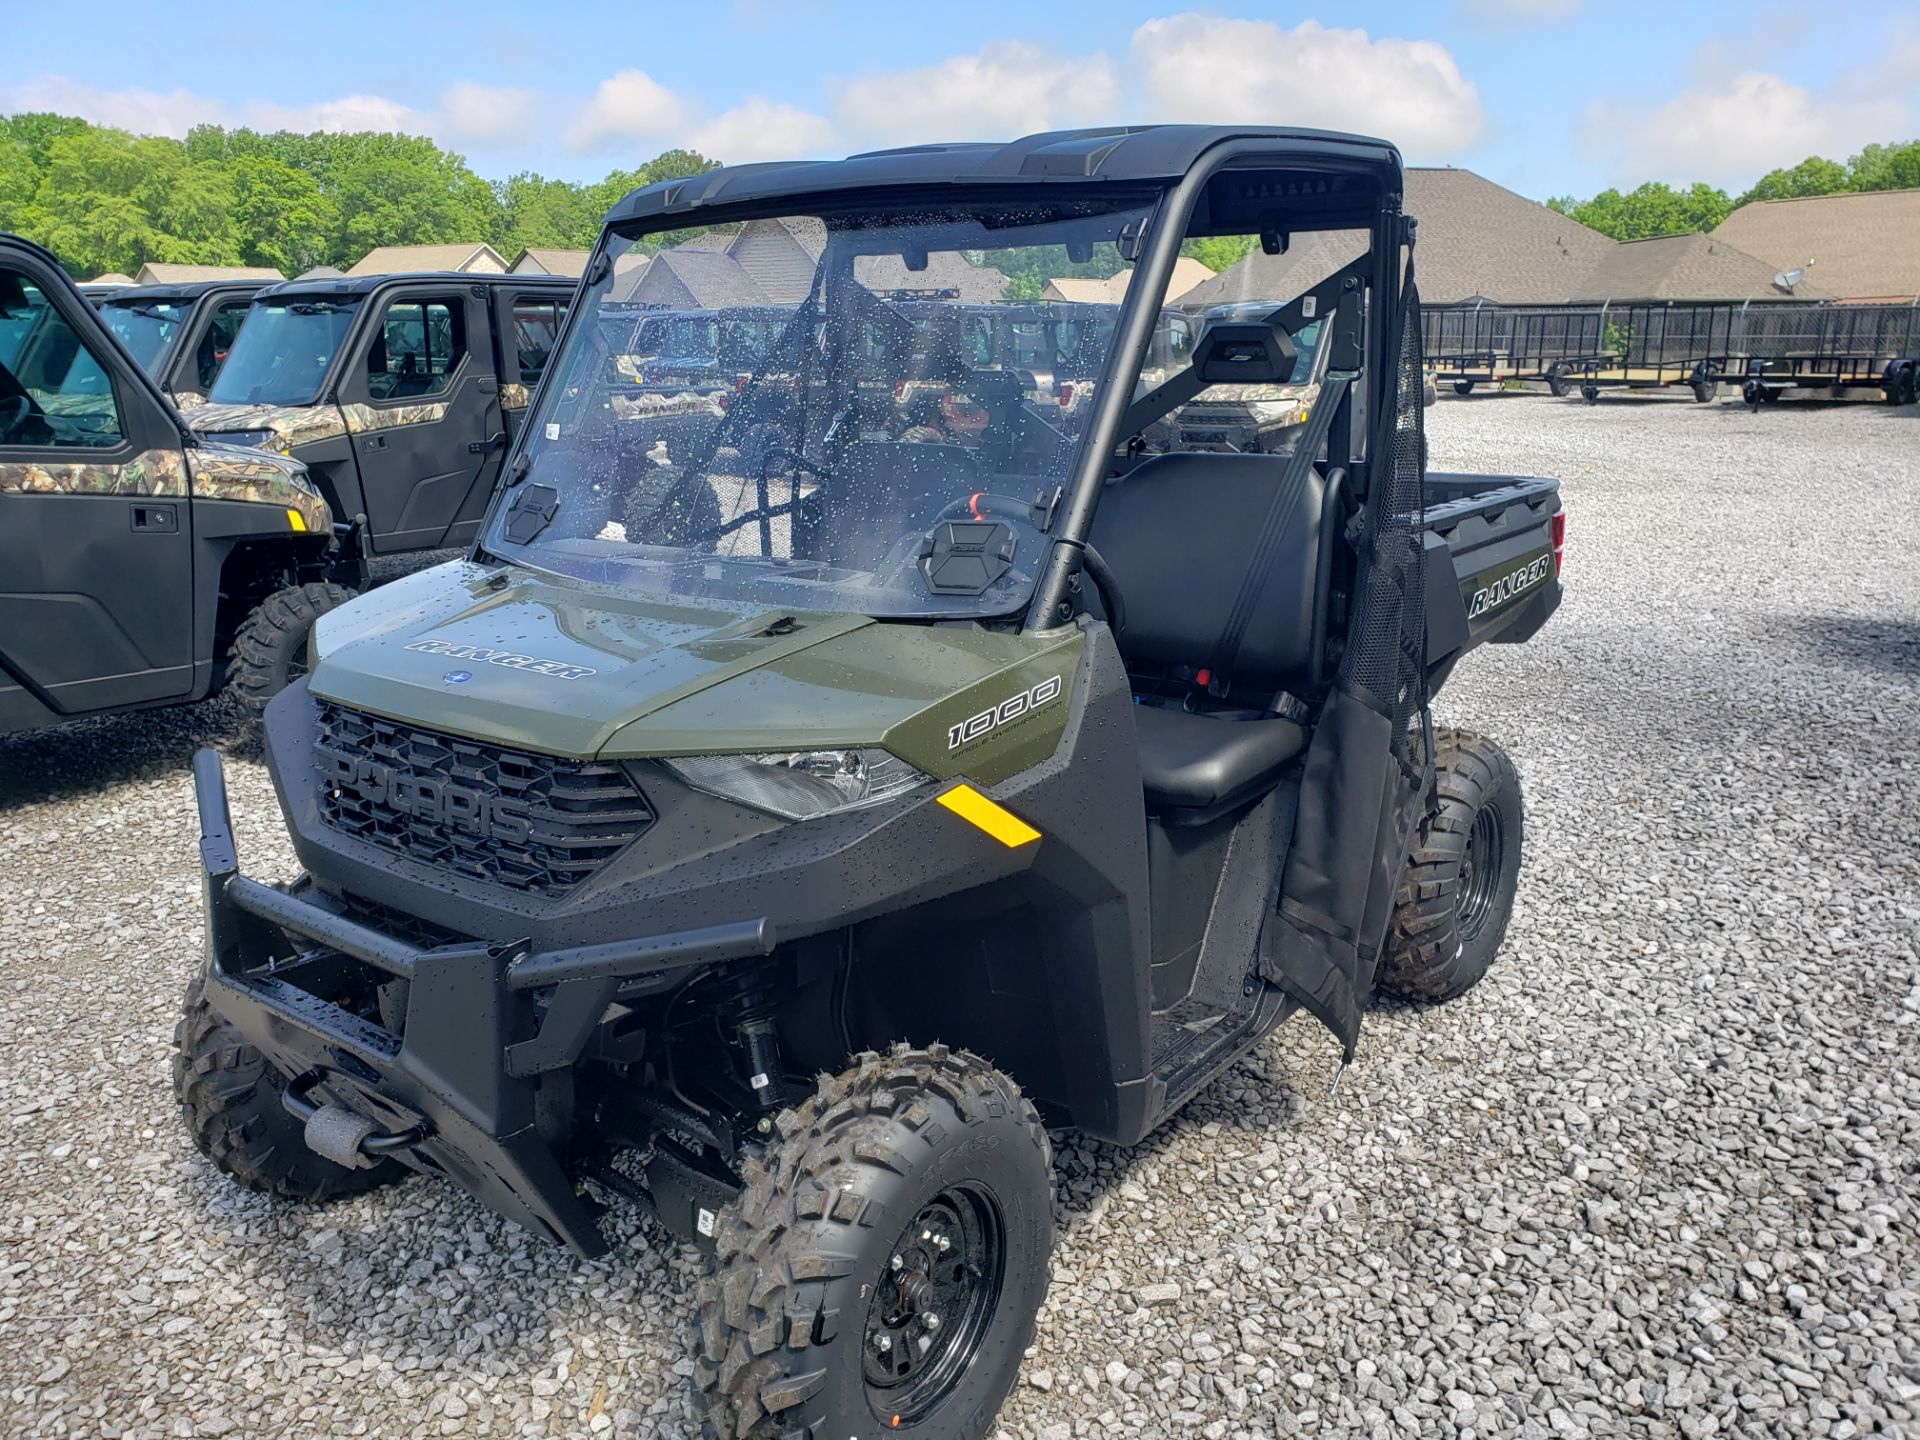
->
[{"left": 1089, "top": 451, "right": 1330, "bottom": 693}]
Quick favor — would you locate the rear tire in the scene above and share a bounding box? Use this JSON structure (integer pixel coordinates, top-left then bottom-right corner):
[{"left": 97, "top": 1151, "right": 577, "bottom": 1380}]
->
[
  {"left": 1377, "top": 729, "right": 1524, "bottom": 1004},
  {"left": 1546, "top": 368, "right": 1568, "bottom": 398},
  {"left": 1452, "top": 380, "right": 1475, "bottom": 397},
  {"left": 230, "top": 581, "right": 354, "bottom": 713},
  {"left": 172, "top": 978, "right": 405, "bottom": 1202},
  {"left": 694, "top": 1045, "right": 1054, "bottom": 1439},
  {"left": 1691, "top": 379, "right": 1717, "bottom": 404}
]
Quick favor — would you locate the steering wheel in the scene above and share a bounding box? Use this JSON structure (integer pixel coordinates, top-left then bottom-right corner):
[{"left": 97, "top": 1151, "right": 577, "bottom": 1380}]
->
[{"left": 0, "top": 394, "right": 31, "bottom": 440}]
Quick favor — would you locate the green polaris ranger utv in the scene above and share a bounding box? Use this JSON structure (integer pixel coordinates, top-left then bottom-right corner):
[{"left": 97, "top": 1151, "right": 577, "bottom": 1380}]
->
[{"left": 176, "top": 126, "right": 1563, "bottom": 1439}]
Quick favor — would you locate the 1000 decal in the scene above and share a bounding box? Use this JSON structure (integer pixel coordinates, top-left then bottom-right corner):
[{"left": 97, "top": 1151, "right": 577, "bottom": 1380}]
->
[{"left": 947, "top": 674, "right": 1064, "bottom": 751}]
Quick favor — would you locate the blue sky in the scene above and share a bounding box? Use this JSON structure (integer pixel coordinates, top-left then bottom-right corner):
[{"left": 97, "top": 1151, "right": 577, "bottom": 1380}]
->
[{"left": 7, "top": 1, "right": 1917, "bottom": 199}]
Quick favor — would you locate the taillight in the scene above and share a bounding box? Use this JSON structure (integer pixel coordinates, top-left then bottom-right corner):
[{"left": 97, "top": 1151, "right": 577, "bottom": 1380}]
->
[
  {"left": 1057, "top": 381, "right": 1074, "bottom": 406},
  {"left": 1550, "top": 510, "right": 1567, "bottom": 575}
]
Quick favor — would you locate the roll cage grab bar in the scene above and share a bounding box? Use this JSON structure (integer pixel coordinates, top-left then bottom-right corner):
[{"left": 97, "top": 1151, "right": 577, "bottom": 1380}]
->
[{"left": 1026, "top": 143, "right": 1400, "bottom": 628}]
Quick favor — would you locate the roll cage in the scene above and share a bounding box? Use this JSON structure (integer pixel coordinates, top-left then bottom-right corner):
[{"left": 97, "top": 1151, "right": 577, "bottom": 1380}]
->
[{"left": 489, "top": 127, "right": 1406, "bottom": 627}]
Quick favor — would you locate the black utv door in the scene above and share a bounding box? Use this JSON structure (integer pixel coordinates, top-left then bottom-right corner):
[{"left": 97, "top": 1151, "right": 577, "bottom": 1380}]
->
[
  {"left": 0, "top": 239, "right": 195, "bottom": 731},
  {"left": 335, "top": 284, "right": 501, "bottom": 553}
]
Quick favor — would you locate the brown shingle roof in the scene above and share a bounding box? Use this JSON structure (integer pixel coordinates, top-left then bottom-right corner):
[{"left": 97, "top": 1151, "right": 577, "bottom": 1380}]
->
[
  {"left": 1181, "top": 168, "right": 1618, "bottom": 309},
  {"left": 133, "top": 263, "right": 283, "bottom": 285},
  {"left": 1570, "top": 232, "right": 1829, "bottom": 302},
  {"left": 345, "top": 243, "right": 507, "bottom": 277},
  {"left": 1713, "top": 190, "right": 1920, "bottom": 303},
  {"left": 509, "top": 248, "right": 591, "bottom": 277}
]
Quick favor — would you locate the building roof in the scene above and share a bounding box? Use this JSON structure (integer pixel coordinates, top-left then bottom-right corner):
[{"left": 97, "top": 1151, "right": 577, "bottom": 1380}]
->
[
  {"left": 85, "top": 272, "right": 135, "bottom": 286},
  {"left": 509, "top": 247, "right": 591, "bottom": 277},
  {"left": 1177, "top": 168, "right": 1616, "bottom": 309},
  {"left": 1045, "top": 256, "right": 1214, "bottom": 305},
  {"left": 621, "top": 246, "right": 772, "bottom": 309},
  {"left": 132, "top": 263, "right": 284, "bottom": 285},
  {"left": 1713, "top": 189, "right": 1920, "bottom": 303},
  {"left": 1403, "top": 168, "right": 1615, "bottom": 304},
  {"left": 1570, "top": 232, "right": 1829, "bottom": 303},
  {"left": 615, "top": 218, "right": 1012, "bottom": 309},
  {"left": 345, "top": 243, "right": 507, "bottom": 277}
]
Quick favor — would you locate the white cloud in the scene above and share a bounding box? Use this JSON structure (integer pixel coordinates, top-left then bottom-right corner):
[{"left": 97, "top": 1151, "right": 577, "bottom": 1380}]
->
[
  {"left": 687, "top": 99, "right": 836, "bottom": 163},
  {"left": 0, "top": 75, "right": 429, "bottom": 140},
  {"left": 567, "top": 69, "right": 689, "bottom": 152},
  {"left": 830, "top": 41, "right": 1120, "bottom": 147},
  {"left": 1130, "top": 16, "right": 1485, "bottom": 161},
  {"left": 436, "top": 82, "right": 541, "bottom": 148},
  {"left": 1593, "top": 69, "right": 1909, "bottom": 185}
]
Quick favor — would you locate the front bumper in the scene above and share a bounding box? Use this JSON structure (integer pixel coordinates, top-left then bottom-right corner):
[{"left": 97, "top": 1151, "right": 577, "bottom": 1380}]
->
[{"left": 190, "top": 749, "right": 772, "bottom": 1256}]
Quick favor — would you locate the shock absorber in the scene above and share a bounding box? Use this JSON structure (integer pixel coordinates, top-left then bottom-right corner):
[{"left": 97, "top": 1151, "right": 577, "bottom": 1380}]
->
[{"left": 712, "top": 965, "right": 789, "bottom": 1114}]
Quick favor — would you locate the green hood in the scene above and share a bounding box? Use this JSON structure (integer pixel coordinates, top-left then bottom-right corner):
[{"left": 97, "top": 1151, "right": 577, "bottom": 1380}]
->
[
  {"left": 308, "top": 562, "right": 1081, "bottom": 781},
  {"left": 310, "top": 563, "right": 872, "bottom": 756}
]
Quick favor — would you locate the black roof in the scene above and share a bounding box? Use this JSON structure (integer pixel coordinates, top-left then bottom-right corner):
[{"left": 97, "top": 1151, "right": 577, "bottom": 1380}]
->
[
  {"left": 250, "top": 270, "right": 576, "bottom": 303},
  {"left": 606, "top": 125, "right": 1403, "bottom": 228},
  {"left": 98, "top": 278, "right": 273, "bottom": 305}
]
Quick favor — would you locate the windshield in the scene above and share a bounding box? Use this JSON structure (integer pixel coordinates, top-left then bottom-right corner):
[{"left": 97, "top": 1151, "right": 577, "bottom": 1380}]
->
[
  {"left": 488, "top": 200, "right": 1155, "bottom": 618},
  {"left": 101, "top": 298, "right": 190, "bottom": 376},
  {"left": 208, "top": 296, "right": 360, "bottom": 407}
]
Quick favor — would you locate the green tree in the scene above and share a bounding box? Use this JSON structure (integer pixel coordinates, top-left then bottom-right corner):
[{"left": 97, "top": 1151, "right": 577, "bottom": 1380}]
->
[
  {"left": 0, "top": 112, "right": 88, "bottom": 170},
  {"left": 324, "top": 133, "right": 497, "bottom": 264},
  {"left": 495, "top": 171, "right": 598, "bottom": 253},
  {"left": 1546, "top": 181, "right": 1733, "bottom": 240},
  {"left": 22, "top": 126, "right": 159, "bottom": 275},
  {"left": 1181, "top": 234, "right": 1255, "bottom": 273},
  {"left": 1738, "top": 155, "right": 1849, "bottom": 205},
  {"left": 231, "top": 154, "right": 335, "bottom": 274},
  {"left": 0, "top": 137, "right": 36, "bottom": 231},
  {"left": 1846, "top": 139, "right": 1920, "bottom": 193}
]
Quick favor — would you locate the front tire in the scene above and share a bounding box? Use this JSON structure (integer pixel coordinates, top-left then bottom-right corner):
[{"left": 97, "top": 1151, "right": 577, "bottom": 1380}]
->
[
  {"left": 695, "top": 1045, "right": 1054, "bottom": 1439},
  {"left": 1377, "top": 729, "right": 1524, "bottom": 1004},
  {"left": 230, "top": 581, "right": 354, "bottom": 713},
  {"left": 172, "top": 978, "right": 406, "bottom": 1202}
]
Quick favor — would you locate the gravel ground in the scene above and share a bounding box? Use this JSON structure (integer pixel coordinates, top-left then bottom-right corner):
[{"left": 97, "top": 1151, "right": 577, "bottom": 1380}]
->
[{"left": 3, "top": 394, "right": 1918, "bottom": 1439}]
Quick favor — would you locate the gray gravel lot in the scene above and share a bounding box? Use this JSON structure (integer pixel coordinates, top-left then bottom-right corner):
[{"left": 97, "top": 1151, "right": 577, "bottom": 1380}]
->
[{"left": 3, "top": 394, "right": 1918, "bottom": 1439}]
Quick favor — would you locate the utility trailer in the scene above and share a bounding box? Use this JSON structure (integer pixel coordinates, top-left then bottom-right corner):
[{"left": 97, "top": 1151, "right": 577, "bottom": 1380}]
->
[
  {"left": 1422, "top": 302, "right": 1606, "bottom": 394},
  {"left": 1541, "top": 300, "right": 1768, "bottom": 403},
  {"left": 1735, "top": 302, "right": 1920, "bottom": 406}
]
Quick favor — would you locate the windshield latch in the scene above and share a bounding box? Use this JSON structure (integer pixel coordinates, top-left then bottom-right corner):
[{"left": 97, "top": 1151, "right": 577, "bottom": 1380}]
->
[
  {"left": 502, "top": 484, "right": 559, "bottom": 544},
  {"left": 1029, "top": 486, "right": 1063, "bottom": 532}
]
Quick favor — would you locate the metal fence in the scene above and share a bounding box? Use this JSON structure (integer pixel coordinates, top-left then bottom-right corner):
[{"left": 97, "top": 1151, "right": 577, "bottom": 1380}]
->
[{"left": 1423, "top": 299, "right": 1920, "bottom": 395}]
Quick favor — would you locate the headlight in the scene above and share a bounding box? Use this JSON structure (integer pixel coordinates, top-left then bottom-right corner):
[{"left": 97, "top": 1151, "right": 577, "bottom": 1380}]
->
[{"left": 661, "top": 748, "right": 930, "bottom": 821}]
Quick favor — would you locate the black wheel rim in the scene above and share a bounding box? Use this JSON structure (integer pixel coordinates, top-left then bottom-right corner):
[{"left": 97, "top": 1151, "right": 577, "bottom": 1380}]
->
[
  {"left": 287, "top": 635, "right": 311, "bottom": 685},
  {"left": 862, "top": 1184, "right": 1006, "bottom": 1424},
  {"left": 1457, "top": 803, "right": 1505, "bottom": 942}
]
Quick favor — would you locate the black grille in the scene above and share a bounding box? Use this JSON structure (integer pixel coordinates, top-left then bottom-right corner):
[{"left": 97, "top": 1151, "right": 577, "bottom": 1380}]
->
[{"left": 314, "top": 701, "right": 653, "bottom": 894}]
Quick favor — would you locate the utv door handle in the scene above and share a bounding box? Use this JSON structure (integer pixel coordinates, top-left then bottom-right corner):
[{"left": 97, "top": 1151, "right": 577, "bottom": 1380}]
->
[
  {"left": 130, "top": 503, "right": 178, "bottom": 533},
  {"left": 362, "top": 434, "right": 388, "bottom": 452}
]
